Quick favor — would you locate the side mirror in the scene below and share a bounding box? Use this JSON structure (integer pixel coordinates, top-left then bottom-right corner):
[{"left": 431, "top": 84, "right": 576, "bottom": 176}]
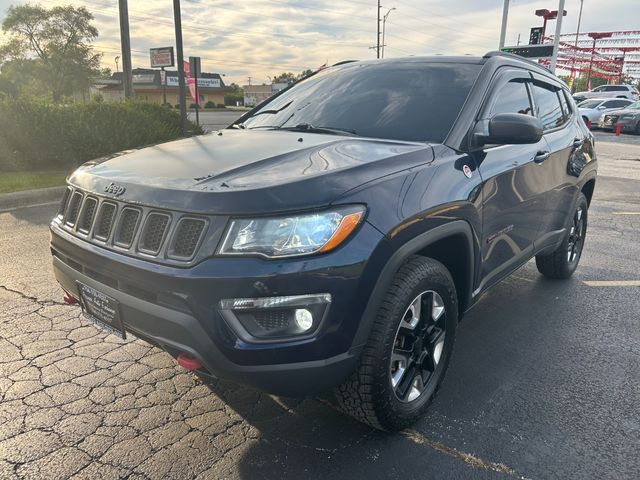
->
[
  {"left": 475, "top": 113, "right": 543, "bottom": 146},
  {"left": 597, "top": 105, "right": 606, "bottom": 110}
]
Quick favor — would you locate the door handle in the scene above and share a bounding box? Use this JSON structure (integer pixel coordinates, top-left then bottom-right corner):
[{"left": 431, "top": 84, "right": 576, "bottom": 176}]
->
[
  {"left": 573, "top": 138, "right": 583, "bottom": 148},
  {"left": 534, "top": 151, "right": 551, "bottom": 164}
]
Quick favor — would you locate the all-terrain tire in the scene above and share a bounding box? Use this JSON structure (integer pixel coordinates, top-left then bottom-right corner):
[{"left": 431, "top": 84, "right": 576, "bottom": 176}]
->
[
  {"left": 535, "top": 193, "right": 589, "bottom": 279},
  {"left": 334, "top": 256, "right": 458, "bottom": 431}
]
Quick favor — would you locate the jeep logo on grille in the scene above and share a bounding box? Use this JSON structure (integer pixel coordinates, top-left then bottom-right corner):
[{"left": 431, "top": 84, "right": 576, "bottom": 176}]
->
[{"left": 104, "top": 182, "right": 126, "bottom": 196}]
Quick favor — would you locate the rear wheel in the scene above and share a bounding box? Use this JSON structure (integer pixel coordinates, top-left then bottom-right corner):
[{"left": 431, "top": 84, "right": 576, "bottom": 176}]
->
[
  {"left": 334, "top": 256, "right": 457, "bottom": 431},
  {"left": 536, "top": 193, "right": 588, "bottom": 279}
]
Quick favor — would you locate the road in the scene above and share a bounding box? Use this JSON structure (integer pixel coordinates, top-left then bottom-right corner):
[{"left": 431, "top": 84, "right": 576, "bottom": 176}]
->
[
  {"left": 0, "top": 134, "right": 639, "bottom": 479},
  {"left": 188, "top": 110, "right": 244, "bottom": 132}
]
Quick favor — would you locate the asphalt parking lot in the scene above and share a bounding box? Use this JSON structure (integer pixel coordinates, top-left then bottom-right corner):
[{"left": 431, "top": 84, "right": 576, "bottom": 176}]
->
[{"left": 1, "top": 131, "right": 639, "bottom": 479}]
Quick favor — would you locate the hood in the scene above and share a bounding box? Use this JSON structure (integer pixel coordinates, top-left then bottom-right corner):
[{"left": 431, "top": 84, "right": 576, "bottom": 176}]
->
[{"left": 69, "top": 129, "right": 433, "bottom": 214}]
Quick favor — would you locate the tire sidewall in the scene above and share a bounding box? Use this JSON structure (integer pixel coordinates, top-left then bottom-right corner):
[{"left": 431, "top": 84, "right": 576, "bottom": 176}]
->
[
  {"left": 372, "top": 263, "right": 458, "bottom": 426},
  {"left": 560, "top": 193, "right": 589, "bottom": 275}
]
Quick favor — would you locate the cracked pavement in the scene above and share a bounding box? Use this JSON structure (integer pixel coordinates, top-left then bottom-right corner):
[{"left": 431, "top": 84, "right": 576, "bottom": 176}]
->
[{"left": 1, "top": 133, "right": 639, "bottom": 479}]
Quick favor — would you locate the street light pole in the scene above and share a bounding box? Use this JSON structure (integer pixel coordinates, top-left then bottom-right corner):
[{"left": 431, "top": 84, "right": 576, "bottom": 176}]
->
[
  {"left": 173, "top": 0, "right": 188, "bottom": 136},
  {"left": 499, "top": 0, "right": 510, "bottom": 49},
  {"left": 570, "top": 0, "right": 584, "bottom": 92},
  {"left": 549, "top": 0, "right": 566, "bottom": 73},
  {"left": 381, "top": 7, "right": 396, "bottom": 59}
]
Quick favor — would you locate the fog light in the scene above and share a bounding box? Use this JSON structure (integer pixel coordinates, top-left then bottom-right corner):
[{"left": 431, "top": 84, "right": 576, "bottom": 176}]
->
[
  {"left": 218, "top": 293, "right": 331, "bottom": 341},
  {"left": 294, "top": 309, "right": 313, "bottom": 331}
]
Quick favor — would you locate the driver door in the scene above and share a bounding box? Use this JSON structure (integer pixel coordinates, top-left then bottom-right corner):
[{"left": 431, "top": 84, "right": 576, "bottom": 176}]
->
[{"left": 474, "top": 69, "right": 549, "bottom": 292}]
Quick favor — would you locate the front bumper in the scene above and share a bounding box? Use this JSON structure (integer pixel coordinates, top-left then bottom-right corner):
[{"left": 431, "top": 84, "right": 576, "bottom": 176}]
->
[{"left": 51, "top": 221, "right": 386, "bottom": 396}]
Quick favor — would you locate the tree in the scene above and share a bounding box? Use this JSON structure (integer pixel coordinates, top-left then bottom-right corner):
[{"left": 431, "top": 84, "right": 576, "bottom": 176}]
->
[
  {"left": 272, "top": 72, "right": 296, "bottom": 84},
  {"left": 0, "top": 4, "right": 101, "bottom": 102},
  {"left": 298, "top": 69, "right": 314, "bottom": 79}
]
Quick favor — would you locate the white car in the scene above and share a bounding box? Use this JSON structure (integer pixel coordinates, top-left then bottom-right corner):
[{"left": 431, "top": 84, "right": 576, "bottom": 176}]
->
[
  {"left": 574, "top": 84, "right": 639, "bottom": 103},
  {"left": 578, "top": 98, "right": 634, "bottom": 128}
]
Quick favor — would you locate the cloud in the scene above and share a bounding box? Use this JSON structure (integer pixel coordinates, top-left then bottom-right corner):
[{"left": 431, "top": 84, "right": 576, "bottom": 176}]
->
[{"left": 1, "top": 0, "right": 638, "bottom": 85}]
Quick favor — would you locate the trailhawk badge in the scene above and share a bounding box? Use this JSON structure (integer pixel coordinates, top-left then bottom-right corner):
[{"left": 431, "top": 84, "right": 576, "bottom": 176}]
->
[
  {"left": 104, "top": 182, "right": 126, "bottom": 196},
  {"left": 463, "top": 164, "right": 473, "bottom": 179}
]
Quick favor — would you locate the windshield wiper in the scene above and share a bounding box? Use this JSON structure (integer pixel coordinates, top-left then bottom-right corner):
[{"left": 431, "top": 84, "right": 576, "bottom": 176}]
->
[
  {"left": 231, "top": 101, "right": 293, "bottom": 129},
  {"left": 277, "top": 123, "right": 358, "bottom": 136}
]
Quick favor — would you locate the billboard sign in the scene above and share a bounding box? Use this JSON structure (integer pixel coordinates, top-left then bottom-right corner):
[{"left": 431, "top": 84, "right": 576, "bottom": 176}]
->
[
  {"left": 502, "top": 45, "right": 554, "bottom": 59},
  {"left": 166, "top": 76, "right": 221, "bottom": 88},
  {"left": 150, "top": 47, "right": 174, "bottom": 68}
]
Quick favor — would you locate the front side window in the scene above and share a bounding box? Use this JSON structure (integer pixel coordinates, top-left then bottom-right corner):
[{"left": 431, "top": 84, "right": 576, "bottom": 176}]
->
[
  {"left": 531, "top": 83, "right": 565, "bottom": 130},
  {"left": 490, "top": 79, "right": 532, "bottom": 116},
  {"left": 241, "top": 62, "right": 482, "bottom": 143},
  {"left": 605, "top": 100, "right": 630, "bottom": 108},
  {"left": 592, "top": 86, "right": 604, "bottom": 92}
]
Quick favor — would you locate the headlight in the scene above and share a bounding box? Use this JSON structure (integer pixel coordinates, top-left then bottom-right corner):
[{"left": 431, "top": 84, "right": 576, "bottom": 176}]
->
[{"left": 219, "top": 206, "right": 365, "bottom": 258}]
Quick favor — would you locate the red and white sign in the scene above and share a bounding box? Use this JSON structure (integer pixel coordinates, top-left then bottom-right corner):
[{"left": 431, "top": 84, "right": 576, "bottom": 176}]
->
[{"left": 183, "top": 61, "right": 203, "bottom": 106}]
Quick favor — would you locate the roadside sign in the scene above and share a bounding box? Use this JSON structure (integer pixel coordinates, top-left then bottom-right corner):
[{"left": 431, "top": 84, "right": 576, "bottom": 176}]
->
[
  {"left": 529, "top": 27, "right": 543, "bottom": 45},
  {"left": 189, "top": 56, "right": 201, "bottom": 78},
  {"left": 150, "top": 47, "right": 175, "bottom": 68},
  {"left": 502, "top": 44, "right": 554, "bottom": 59}
]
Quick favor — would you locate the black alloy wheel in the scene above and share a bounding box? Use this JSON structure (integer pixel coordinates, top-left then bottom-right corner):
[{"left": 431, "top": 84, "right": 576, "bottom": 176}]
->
[{"left": 390, "top": 290, "right": 447, "bottom": 403}]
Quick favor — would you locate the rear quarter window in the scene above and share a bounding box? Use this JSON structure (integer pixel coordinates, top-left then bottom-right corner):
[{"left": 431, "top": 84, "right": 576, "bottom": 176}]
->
[{"left": 531, "top": 83, "right": 565, "bottom": 130}]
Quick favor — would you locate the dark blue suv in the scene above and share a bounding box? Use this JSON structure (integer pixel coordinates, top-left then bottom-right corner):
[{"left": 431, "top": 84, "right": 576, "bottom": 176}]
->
[{"left": 50, "top": 52, "right": 596, "bottom": 430}]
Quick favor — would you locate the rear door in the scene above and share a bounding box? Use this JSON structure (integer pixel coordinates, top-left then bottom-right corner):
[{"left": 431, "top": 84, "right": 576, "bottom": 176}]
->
[
  {"left": 529, "top": 77, "right": 580, "bottom": 245},
  {"left": 475, "top": 69, "right": 548, "bottom": 291}
]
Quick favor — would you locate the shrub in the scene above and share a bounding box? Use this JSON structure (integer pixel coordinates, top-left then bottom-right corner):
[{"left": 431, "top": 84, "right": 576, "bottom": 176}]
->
[
  {"left": 204, "top": 101, "right": 216, "bottom": 109},
  {"left": 0, "top": 100, "right": 202, "bottom": 171},
  {"left": 216, "top": 104, "right": 225, "bottom": 109}
]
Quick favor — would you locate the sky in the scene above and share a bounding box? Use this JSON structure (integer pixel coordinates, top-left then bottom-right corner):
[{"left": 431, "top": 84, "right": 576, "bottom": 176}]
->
[{"left": 0, "top": 0, "right": 638, "bottom": 86}]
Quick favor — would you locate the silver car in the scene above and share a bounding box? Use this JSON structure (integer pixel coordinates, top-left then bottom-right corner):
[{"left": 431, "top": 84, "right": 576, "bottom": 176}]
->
[{"left": 578, "top": 98, "right": 633, "bottom": 128}]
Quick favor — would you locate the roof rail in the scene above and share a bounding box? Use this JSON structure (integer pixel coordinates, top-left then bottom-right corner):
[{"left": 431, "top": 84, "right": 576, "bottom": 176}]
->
[
  {"left": 332, "top": 60, "right": 358, "bottom": 67},
  {"left": 483, "top": 50, "right": 550, "bottom": 71}
]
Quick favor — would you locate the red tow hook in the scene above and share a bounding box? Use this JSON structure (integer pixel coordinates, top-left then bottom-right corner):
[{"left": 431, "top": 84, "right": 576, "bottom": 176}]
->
[
  {"left": 176, "top": 352, "right": 202, "bottom": 371},
  {"left": 63, "top": 293, "right": 78, "bottom": 305}
]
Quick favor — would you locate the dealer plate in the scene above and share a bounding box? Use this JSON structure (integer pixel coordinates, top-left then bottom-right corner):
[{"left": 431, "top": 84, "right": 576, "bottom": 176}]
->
[{"left": 77, "top": 283, "right": 126, "bottom": 339}]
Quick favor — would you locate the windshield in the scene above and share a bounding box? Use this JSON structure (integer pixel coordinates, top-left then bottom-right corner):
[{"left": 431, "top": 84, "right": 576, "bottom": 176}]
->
[
  {"left": 578, "top": 100, "right": 603, "bottom": 109},
  {"left": 240, "top": 61, "right": 482, "bottom": 143}
]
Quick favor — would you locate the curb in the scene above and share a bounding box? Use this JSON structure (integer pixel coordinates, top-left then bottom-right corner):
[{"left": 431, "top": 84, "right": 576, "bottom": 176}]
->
[{"left": 0, "top": 186, "right": 66, "bottom": 212}]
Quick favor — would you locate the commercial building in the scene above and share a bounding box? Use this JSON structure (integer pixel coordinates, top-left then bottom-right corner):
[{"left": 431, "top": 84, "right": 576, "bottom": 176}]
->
[
  {"left": 243, "top": 82, "right": 289, "bottom": 107},
  {"left": 96, "top": 68, "right": 230, "bottom": 105}
]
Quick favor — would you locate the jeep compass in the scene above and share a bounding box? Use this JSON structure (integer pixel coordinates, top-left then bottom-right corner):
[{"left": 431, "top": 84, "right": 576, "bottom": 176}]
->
[{"left": 50, "top": 52, "right": 596, "bottom": 430}]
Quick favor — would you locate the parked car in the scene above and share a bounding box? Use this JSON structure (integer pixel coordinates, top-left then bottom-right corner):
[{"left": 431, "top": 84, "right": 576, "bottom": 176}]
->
[
  {"left": 573, "top": 84, "right": 639, "bottom": 103},
  {"left": 51, "top": 52, "right": 597, "bottom": 431},
  {"left": 577, "top": 98, "right": 634, "bottom": 128},
  {"left": 600, "top": 101, "right": 640, "bottom": 133}
]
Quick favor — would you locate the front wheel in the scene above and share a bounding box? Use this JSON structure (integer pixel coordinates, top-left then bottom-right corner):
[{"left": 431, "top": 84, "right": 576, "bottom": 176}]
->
[
  {"left": 536, "top": 193, "right": 588, "bottom": 279},
  {"left": 334, "top": 256, "right": 458, "bottom": 431}
]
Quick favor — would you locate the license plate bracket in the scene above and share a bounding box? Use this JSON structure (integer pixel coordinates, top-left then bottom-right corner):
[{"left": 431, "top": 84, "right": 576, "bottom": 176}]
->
[{"left": 77, "top": 282, "right": 126, "bottom": 339}]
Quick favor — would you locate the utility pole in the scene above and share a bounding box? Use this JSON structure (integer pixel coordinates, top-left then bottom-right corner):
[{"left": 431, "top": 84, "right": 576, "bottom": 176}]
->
[
  {"left": 173, "top": 0, "right": 188, "bottom": 136},
  {"left": 118, "top": 0, "right": 133, "bottom": 98},
  {"left": 376, "top": 0, "right": 381, "bottom": 59},
  {"left": 549, "top": 0, "right": 566, "bottom": 73},
  {"left": 499, "top": 0, "right": 509, "bottom": 49}
]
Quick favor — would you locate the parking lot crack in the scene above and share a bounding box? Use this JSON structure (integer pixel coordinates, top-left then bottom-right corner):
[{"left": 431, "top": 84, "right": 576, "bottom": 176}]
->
[
  {"left": 0, "top": 285, "right": 71, "bottom": 308},
  {"left": 402, "top": 429, "right": 530, "bottom": 479}
]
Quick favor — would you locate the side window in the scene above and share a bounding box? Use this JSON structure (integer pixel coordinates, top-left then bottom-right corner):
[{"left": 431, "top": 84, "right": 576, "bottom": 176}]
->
[
  {"left": 592, "top": 86, "right": 604, "bottom": 92},
  {"left": 607, "top": 100, "right": 629, "bottom": 108},
  {"left": 531, "top": 83, "right": 565, "bottom": 130},
  {"left": 490, "top": 79, "right": 532, "bottom": 116},
  {"left": 558, "top": 90, "right": 572, "bottom": 120}
]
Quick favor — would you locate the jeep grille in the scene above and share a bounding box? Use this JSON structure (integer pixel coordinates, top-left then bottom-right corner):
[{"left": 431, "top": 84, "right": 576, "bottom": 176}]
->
[{"left": 56, "top": 187, "right": 212, "bottom": 266}]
